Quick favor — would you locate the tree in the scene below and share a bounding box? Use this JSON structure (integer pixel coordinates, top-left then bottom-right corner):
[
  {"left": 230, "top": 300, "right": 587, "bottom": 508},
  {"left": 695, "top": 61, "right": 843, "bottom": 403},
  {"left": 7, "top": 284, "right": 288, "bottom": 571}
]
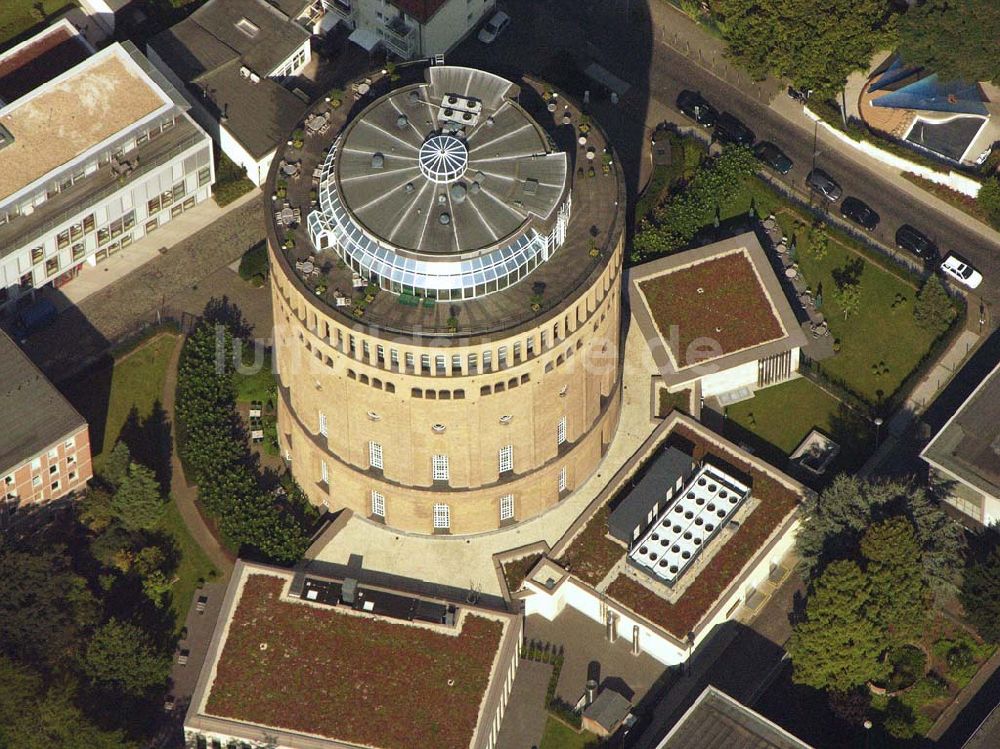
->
[
  {"left": 897, "top": 0, "right": 1000, "bottom": 84},
  {"left": 977, "top": 178, "right": 1000, "bottom": 231},
  {"left": 960, "top": 532, "right": 1000, "bottom": 643},
  {"left": 787, "top": 560, "right": 888, "bottom": 691},
  {"left": 860, "top": 517, "right": 928, "bottom": 643},
  {"left": 0, "top": 550, "right": 97, "bottom": 668},
  {"left": 913, "top": 275, "right": 956, "bottom": 336},
  {"left": 716, "top": 0, "right": 893, "bottom": 96},
  {"left": 0, "top": 658, "right": 130, "bottom": 749},
  {"left": 82, "top": 619, "right": 170, "bottom": 698},
  {"left": 796, "top": 476, "right": 964, "bottom": 596},
  {"left": 102, "top": 441, "right": 132, "bottom": 489},
  {"left": 832, "top": 282, "right": 862, "bottom": 320},
  {"left": 111, "top": 463, "right": 164, "bottom": 531}
]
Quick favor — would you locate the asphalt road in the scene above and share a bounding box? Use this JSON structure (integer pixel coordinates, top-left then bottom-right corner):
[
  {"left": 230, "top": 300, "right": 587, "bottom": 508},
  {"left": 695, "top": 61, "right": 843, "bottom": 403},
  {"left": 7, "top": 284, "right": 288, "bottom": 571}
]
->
[{"left": 450, "top": 0, "right": 1000, "bottom": 306}]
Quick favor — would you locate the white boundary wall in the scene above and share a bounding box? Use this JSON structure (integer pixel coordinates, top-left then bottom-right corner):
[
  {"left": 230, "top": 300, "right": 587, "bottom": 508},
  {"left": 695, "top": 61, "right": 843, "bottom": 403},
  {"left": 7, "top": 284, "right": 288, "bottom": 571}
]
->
[{"left": 804, "top": 106, "right": 982, "bottom": 198}]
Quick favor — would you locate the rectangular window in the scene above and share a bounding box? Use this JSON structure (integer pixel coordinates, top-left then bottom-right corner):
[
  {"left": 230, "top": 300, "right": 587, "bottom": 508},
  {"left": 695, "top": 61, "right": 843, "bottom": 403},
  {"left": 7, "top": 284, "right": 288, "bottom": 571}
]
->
[
  {"left": 499, "top": 444, "right": 513, "bottom": 473},
  {"left": 405, "top": 352, "right": 415, "bottom": 371},
  {"left": 72, "top": 243, "right": 86, "bottom": 262},
  {"left": 513, "top": 342, "right": 522, "bottom": 361},
  {"left": 56, "top": 232, "right": 69, "bottom": 250},
  {"left": 420, "top": 353, "right": 430, "bottom": 373},
  {"left": 482, "top": 350, "right": 492, "bottom": 371},
  {"left": 50, "top": 480, "right": 60, "bottom": 492},
  {"left": 526, "top": 337, "right": 535, "bottom": 356},
  {"left": 31, "top": 246, "right": 44, "bottom": 263},
  {"left": 499, "top": 494, "right": 514, "bottom": 522},
  {"left": 45, "top": 257, "right": 59, "bottom": 276},
  {"left": 451, "top": 354, "right": 462, "bottom": 372},
  {"left": 32, "top": 475, "right": 41, "bottom": 487},
  {"left": 319, "top": 460, "right": 329, "bottom": 484},
  {"left": 432, "top": 454, "right": 449, "bottom": 482},
  {"left": 433, "top": 503, "right": 450, "bottom": 529},
  {"left": 435, "top": 354, "right": 446, "bottom": 374},
  {"left": 83, "top": 214, "right": 95, "bottom": 234},
  {"left": 369, "top": 441, "right": 383, "bottom": 470},
  {"left": 198, "top": 166, "right": 211, "bottom": 187},
  {"left": 467, "top": 353, "right": 478, "bottom": 373},
  {"left": 147, "top": 197, "right": 161, "bottom": 214},
  {"left": 69, "top": 223, "right": 83, "bottom": 241},
  {"left": 98, "top": 228, "right": 110, "bottom": 245},
  {"left": 559, "top": 466, "right": 568, "bottom": 492},
  {"left": 498, "top": 347, "right": 507, "bottom": 368},
  {"left": 318, "top": 411, "right": 328, "bottom": 436},
  {"left": 123, "top": 210, "right": 136, "bottom": 230},
  {"left": 557, "top": 416, "right": 567, "bottom": 446},
  {"left": 371, "top": 490, "right": 385, "bottom": 518},
  {"left": 48, "top": 464, "right": 58, "bottom": 475},
  {"left": 47, "top": 448, "right": 58, "bottom": 460}
]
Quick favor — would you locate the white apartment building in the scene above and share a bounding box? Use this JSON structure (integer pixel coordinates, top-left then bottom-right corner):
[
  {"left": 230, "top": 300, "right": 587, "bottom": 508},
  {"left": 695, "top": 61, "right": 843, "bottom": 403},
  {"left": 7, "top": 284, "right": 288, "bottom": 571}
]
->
[
  {"left": 0, "top": 29, "right": 214, "bottom": 313},
  {"left": 321, "top": 0, "right": 495, "bottom": 59}
]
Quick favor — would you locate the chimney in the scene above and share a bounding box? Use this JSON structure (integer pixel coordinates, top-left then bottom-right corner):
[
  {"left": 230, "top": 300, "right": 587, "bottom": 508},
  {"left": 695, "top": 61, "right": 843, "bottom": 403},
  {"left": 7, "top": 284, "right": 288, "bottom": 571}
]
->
[{"left": 585, "top": 679, "right": 598, "bottom": 706}]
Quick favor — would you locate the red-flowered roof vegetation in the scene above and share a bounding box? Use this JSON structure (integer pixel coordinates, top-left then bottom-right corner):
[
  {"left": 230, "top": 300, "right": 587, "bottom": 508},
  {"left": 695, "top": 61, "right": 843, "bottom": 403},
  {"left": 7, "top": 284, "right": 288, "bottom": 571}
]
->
[{"left": 206, "top": 575, "right": 504, "bottom": 749}]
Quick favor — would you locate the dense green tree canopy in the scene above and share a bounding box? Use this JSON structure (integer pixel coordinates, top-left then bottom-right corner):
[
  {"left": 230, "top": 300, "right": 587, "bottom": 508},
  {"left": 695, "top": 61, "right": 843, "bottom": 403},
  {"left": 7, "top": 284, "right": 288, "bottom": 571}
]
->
[
  {"left": 796, "top": 476, "right": 964, "bottom": 596},
  {"left": 960, "top": 533, "right": 1000, "bottom": 643},
  {"left": 860, "top": 517, "right": 928, "bottom": 643},
  {"left": 913, "top": 275, "right": 957, "bottom": 336},
  {"left": 0, "top": 550, "right": 98, "bottom": 669},
  {"left": 897, "top": 0, "right": 1000, "bottom": 84},
  {"left": 716, "top": 0, "right": 893, "bottom": 96},
  {"left": 111, "top": 463, "right": 164, "bottom": 531},
  {"left": 82, "top": 619, "right": 171, "bottom": 698},
  {"left": 788, "top": 560, "right": 888, "bottom": 691}
]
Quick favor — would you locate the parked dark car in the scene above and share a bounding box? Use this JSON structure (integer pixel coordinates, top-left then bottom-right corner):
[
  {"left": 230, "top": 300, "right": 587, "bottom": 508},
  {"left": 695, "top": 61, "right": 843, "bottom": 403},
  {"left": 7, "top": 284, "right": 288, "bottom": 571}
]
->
[
  {"left": 714, "top": 112, "right": 756, "bottom": 147},
  {"left": 676, "top": 90, "right": 717, "bottom": 127},
  {"left": 895, "top": 224, "right": 937, "bottom": 260},
  {"left": 753, "top": 141, "right": 793, "bottom": 174},
  {"left": 840, "top": 196, "right": 880, "bottom": 230},
  {"left": 805, "top": 168, "right": 843, "bottom": 201}
]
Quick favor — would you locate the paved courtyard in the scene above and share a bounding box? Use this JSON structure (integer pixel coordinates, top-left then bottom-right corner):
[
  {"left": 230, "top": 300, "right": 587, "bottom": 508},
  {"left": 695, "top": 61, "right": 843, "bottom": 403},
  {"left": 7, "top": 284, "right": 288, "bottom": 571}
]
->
[
  {"left": 496, "top": 660, "right": 553, "bottom": 749},
  {"left": 311, "top": 316, "right": 661, "bottom": 597},
  {"left": 18, "top": 198, "right": 271, "bottom": 381},
  {"left": 526, "top": 608, "right": 668, "bottom": 707}
]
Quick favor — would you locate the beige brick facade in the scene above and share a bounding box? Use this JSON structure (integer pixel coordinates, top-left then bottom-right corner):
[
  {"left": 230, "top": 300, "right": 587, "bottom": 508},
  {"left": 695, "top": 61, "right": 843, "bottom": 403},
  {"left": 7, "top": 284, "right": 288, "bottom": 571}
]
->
[{"left": 270, "top": 233, "right": 625, "bottom": 535}]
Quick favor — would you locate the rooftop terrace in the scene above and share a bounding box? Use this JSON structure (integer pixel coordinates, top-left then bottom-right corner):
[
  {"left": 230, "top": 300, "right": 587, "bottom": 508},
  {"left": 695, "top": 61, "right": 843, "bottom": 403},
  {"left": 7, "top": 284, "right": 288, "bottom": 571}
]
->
[
  {"left": 266, "top": 65, "right": 623, "bottom": 339},
  {"left": 0, "top": 50, "right": 167, "bottom": 202},
  {"left": 192, "top": 569, "right": 511, "bottom": 749}
]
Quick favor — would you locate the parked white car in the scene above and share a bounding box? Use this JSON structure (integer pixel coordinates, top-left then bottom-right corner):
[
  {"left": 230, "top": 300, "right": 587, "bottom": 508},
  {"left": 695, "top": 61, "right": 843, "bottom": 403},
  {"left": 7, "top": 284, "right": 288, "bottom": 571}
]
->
[
  {"left": 478, "top": 11, "right": 511, "bottom": 44},
  {"left": 940, "top": 253, "right": 983, "bottom": 289}
]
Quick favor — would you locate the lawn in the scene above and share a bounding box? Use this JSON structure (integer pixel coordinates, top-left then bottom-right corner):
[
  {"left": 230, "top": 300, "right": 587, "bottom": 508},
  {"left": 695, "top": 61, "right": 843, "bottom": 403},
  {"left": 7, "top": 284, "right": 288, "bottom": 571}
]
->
[
  {"left": 0, "top": 0, "right": 74, "bottom": 49},
  {"left": 714, "top": 175, "right": 943, "bottom": 403},
  {"left": 539, "top": 717, "right": 599, "bottom": 749},
  {"left": 161, "top": 500, "right": 218, "bottom": 629},
  {"left": 63, "top": 332, "right": 178, "bottom": 471},
  {"left": 725, "top": 377, "right": 875, "bottom": 473},
  {"left": 61, "top": 331, "right": 217, "bottom": 628},
  {"left": 234, "top": 347, "right": 276, "bottom": 404}
]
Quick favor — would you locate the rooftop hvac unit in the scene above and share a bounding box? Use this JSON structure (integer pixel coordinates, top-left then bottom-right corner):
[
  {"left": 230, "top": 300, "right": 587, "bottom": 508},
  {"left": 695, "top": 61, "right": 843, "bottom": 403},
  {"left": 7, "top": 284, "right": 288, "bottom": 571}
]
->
[
  {"left": 249, "top": 72, "right": 261, "bottom": 84},
  {"left": 240, "top": 66, "right": 251, "bottom": 78},
  {"left": 437, "top": 94, "right": 482, "bottom": 128}
]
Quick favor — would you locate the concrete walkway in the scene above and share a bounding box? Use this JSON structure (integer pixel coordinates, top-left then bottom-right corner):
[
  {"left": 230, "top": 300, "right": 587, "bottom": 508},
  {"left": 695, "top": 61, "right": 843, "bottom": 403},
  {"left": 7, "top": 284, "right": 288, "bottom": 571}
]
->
[{"left": 161, "top": 334, "right": 235, "bottom": 579}]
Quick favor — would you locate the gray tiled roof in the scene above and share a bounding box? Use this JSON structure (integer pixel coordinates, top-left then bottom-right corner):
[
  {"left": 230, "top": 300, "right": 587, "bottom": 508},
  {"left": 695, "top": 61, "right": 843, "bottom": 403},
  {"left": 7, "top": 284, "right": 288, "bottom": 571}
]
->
[
  {"left": 148, "top": 0, "right": 309, "bottom": 159},
  {"left": 0, "top": 330, "right": 86, "bottom": 474},
  {"left": 583, "top": 689, "right": 631, "bottom": 732}
]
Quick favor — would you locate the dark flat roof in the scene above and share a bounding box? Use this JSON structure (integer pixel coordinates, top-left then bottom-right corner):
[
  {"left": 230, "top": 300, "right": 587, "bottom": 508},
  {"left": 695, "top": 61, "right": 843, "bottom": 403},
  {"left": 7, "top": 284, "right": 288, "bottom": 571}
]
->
[
  {"left": 658, "top": 686, "right": 813, "bottom": 749},
  {"left": 0, "top": 330, "right": 87, "bottom": 474},
  {"left": 905, "top": 116, "right": 985, "bottom": 162},
  {"left": 608, "top": 446, "right": 693, "bottom": 543},
  {"left": 390, "top": 0, "right": 450, "bottom": 24},
  {"left": 922, "top": 359, "right": 1000, "bottom": 500}
]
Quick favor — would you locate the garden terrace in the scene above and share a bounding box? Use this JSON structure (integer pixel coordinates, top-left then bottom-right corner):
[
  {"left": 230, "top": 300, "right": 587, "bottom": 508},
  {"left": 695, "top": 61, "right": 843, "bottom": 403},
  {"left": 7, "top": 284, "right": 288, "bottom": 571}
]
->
[
  {"left": 266, "top": 66, "right": 623, "bottom": 339},
  {"left": 187, "top": 563, "right": 518, "bottom": 749},
  {"left": 557, "top": 414, "right": 804, "bottom": 639}
]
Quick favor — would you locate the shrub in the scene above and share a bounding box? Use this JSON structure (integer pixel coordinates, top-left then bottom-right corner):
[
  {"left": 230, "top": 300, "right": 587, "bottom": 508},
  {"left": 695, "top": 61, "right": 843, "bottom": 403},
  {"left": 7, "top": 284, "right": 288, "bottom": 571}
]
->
[
  {"left": 238, "top": 242, "right": 269, "bottom": 282},
  {"left": 978, "top": 178, "right": 1000, "bottom": 230},
  {"left": 213, "top": 153, "right": 255, "bottom": 207},
  {"left": 913, "top": 276, "right": 957, "bottom": 336}
]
